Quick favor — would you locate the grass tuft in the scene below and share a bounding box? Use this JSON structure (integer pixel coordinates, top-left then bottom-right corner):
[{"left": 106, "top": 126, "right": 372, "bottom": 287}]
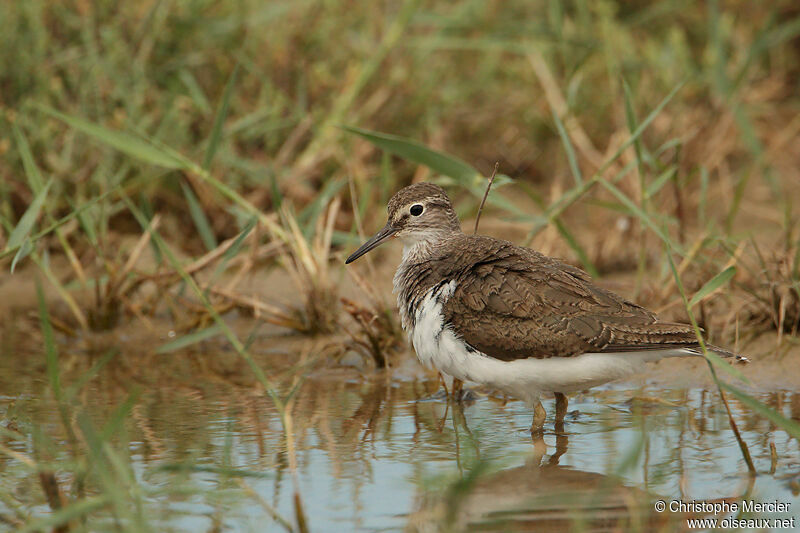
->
[{"left": 742, "top": 241, "right": 800, "bottom": 339}]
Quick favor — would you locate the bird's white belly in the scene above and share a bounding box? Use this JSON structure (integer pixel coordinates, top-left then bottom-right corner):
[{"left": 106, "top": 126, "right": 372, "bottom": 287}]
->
[{"left": 409, "top": 283, "right": 686, "bottom": 405}]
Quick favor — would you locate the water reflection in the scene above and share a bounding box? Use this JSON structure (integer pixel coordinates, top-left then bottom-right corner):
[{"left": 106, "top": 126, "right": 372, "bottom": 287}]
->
[
  {"left": 0, "top": 338, "right": 798, "bottom": 531},
  {"left": 409, "top": 404, "right": 756, "bottom": 532}
]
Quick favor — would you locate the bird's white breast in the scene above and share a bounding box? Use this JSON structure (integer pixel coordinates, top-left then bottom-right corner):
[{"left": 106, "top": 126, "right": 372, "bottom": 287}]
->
[
  {"left": 401, "top": 280, "right": 683, "bottom": 406},
  {"left": 407, "top": 281, "right": 458, "bottom": 372}
]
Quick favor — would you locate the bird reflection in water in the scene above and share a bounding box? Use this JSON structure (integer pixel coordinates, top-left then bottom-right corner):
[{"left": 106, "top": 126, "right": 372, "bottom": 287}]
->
[{"left": 410, "top": 396, "right": 746, "bottom": 533}]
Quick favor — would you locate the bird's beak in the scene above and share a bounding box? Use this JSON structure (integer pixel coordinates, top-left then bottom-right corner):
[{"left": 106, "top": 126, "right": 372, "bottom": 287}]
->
[{"left": 345, "top": 222, "right": 398, "bottom": 264}]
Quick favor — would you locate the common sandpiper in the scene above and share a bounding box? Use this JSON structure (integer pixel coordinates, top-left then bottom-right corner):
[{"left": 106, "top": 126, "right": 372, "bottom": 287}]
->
[{"left": 345, "top": 182, "right": 744, "bottom": 433}]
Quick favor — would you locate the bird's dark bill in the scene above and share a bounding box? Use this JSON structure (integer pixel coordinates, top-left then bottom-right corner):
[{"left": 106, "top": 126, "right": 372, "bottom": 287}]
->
[{"left": 345, "top": 223, "right": 398, "bottom": 264}]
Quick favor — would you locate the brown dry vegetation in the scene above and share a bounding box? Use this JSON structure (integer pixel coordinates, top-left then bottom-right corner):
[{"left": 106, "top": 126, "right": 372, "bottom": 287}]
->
[
  {"left": 0, "top": 0, "right": 800, "bottom": 530},
  {"left": 0, "top": 2, "right": 798, "bottom": 361}
]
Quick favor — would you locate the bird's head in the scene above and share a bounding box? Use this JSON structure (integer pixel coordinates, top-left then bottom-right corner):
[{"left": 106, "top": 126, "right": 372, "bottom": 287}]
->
[{"left": 345, "top": 182, "right": 461, "bottom": 264}]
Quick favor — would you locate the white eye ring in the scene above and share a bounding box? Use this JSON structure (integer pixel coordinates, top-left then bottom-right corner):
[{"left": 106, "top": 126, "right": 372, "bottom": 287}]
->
[{"left": 410, "top": 204, "right": 424, "bottom": 216}]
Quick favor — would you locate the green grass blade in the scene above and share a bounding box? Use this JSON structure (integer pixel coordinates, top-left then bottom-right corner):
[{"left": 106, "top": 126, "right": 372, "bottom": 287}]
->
[
  {"left": 12, "top": 123, "right": 45, "bottom": 194},
  {"left": 101, "top": 390, "right": 141, "bottom": 441},
  {"left": 269, "top": 171, "right": 283, "bottom": 211},
  {"left": 5, "top": 178, "right": 52, "bottom": 254},
  {"left": 10, "top": 240, "right": 33, "bottom": 273},
  {"left": 460, "top": 179, "right": 528, "bottom": 219},
  {"left": 593, "top": 82, "right": 685, "bottom": 180},
  {"left": 621, "top": 79, "right": 645, "bottom": 179},
  {"left": 599, "top": 179, "right": 678, "bottom": 252},
  {"left": 665, "top": 250, "right": 748, "bottom": 383},
  {"left": 665, "top": 245, "right": 756, "bottom": 469},
  {"left": 157, "top": 463, "right": 273, "bottom": 479},
  {"left": 203, "top": 64, "right": 239, "bottom": 170},
  {"left": 36, "top": 277, "right": 61, "bottom": 402},
  {"left": 0, "top": 188, "right": 118, "bottom": 261},
  {"left": 121, "top": 196, "right": 283, "bottom": 409},
  {"left": 341, "top": 125, "right": 479, "bottom": 183},
  {"left": 36, "top": 105, "right": 188, "bottom": 169},
  {"left": 645, "top": 167, "right": 677, "bottom": 199},
  {"left": 180, "top": 181, "right": 218, "bottom": 251},
  {"left": 178, "top": 68, "right": 212, "bottom": 114},
  {"left": 64, "top": 349, "right": 119, "bottom": 402},
  {"left": 156, "top": 324, "right": 223, "bottom": 354},
  {"left": 207, "top": 217, "right": 257, "bottom": 287},
  {"left": 738, "top": 18, "right": 800, "bottom": 93},
  {"left": 551, "top": 108, "right": 583, "bottom": 185},
  {"left": 19, "top": 495, "right": 111, "bottom": 533},
  {"left": 553, "top": 219, "right": 599, "bottom": 277},
  {"left": 525, "top": 159, "right": 638, "bottom": 245},
  {"left": 30, "top": 252, "right": 89, "bottom": 331},
  {"left": 689, "top": 266, "right": 736, "bottom": 307},
  {"left": 297, "top": 178, "right": 346, "bottom": 235},
  {"left": 719, "top": 381, "right": 800, "bottom": 440},
  {"left": 76, "top": 412, "right": 137, "bottom": 526},
  {"left": 74, "top": 202, "right": 99, "bottom": 249}
]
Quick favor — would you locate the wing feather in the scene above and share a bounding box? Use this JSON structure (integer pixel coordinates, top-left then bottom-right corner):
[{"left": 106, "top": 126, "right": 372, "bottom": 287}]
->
[{"left": 439, "top": 238, "right": 698, "bottom": 360}]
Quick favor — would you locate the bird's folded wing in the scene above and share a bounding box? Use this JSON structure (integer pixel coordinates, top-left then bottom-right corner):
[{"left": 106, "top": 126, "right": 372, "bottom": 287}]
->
[{"left": 442, "top": 256, "right": 698, "bottom": 361}]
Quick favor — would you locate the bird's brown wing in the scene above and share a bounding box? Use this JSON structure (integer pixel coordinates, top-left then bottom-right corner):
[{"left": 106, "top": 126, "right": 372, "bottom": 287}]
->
[{"left": 441, "top": 245, "right": 698, "bottom": 360}]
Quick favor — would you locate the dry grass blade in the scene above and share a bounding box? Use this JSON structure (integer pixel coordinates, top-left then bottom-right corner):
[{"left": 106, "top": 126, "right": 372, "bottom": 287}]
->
[
  {"left": 31, "top": 253, "right": 89, "bottom": 332},
  {"left": 87, "top": 214, "right": 162, "bottom": 331},
  {"left": 259, "top": 197, "right": 342, "bottom": 334},
  {"left": 341, "top": 267, "right": 403, "bottom": 368},
  {"left": 528, "top": 52, "right": 609, "bottom": 173},
  {"left": 146, "top": 230, "right": 281, "bottom": 282},
  {"left": 207, "top": 286, "right": 306, "bottom": 330},
  {"left": 741, "top": 241, "right": 800, "bottom": 341},
  {"left": 119, "top": 215, "right": 161, "bottom": 282}
]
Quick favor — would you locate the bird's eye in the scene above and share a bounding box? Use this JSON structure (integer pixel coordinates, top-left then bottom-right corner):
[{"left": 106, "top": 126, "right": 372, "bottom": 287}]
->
[{"left": 410, "top": 204, "right": 424, "bottom": 216}]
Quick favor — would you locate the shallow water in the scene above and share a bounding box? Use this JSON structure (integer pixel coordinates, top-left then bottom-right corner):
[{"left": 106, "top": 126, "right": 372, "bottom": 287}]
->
[{"left": 1, "top": 331, "right": 799, "bottom": 531}]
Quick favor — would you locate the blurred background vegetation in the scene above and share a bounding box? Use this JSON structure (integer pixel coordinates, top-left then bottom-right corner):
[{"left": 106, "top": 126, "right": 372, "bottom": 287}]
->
[
  {"left": 0, "top": 1, "right": 799, "bottom": 529},
  {"left": 2, "top": 1, "right": 798, "bottom": 339},
  {"left": 1, "top": 0, "right": 798, "bottom": 317}
]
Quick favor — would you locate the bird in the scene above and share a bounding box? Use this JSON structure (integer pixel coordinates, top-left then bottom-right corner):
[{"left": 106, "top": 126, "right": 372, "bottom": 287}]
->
[{"left": 345, "top": 182, "right": 745, "bottom": 433}]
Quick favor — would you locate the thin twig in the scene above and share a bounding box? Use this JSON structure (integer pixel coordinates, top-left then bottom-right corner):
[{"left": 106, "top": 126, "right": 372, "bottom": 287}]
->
[
  {"left": 207, "top": 286, "right": 298, "bottom": 326},
  {"left": 769, "top": 441, "right": 778, "bottom": 474},
  {"left": 145, "top": 237, "right": 282, "bottom": 281},
  {"left": 110, "top": 214, "right": 161, "bottom": 299},
  {"left": 707, "top": 361, "right": 756, "bottom": 474},
  {"left": 474, "top": 162, "right": 499, "bottom": 235}
]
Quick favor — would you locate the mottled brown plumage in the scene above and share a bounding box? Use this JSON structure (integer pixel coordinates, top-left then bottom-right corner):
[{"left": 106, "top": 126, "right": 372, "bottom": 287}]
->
[
  {"left": 395, "top": 233, "right": 703, "bottom": 360},
  {"left": 380, "top": 183, "right": 708, "bottom": 361}
]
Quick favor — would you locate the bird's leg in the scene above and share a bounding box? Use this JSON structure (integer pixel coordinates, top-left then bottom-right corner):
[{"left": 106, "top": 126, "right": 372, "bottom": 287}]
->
[
  {"left": 437, "top": 372, "right": 450, "bottom": 397},
  {"left": 530, "top": 433, "right": 547, "bottom": 465},
  {"left": 452, "top": 378, "right": 464, "bottom": 402},
  {"left": 548, "top": 432, "right": 569, "bottom": 465},
  {"left": 554, "top": 392, "right": 568, "bottom": 433},
  {"left": 531, "top": 400, "right": 547, "bottom": 436}
]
